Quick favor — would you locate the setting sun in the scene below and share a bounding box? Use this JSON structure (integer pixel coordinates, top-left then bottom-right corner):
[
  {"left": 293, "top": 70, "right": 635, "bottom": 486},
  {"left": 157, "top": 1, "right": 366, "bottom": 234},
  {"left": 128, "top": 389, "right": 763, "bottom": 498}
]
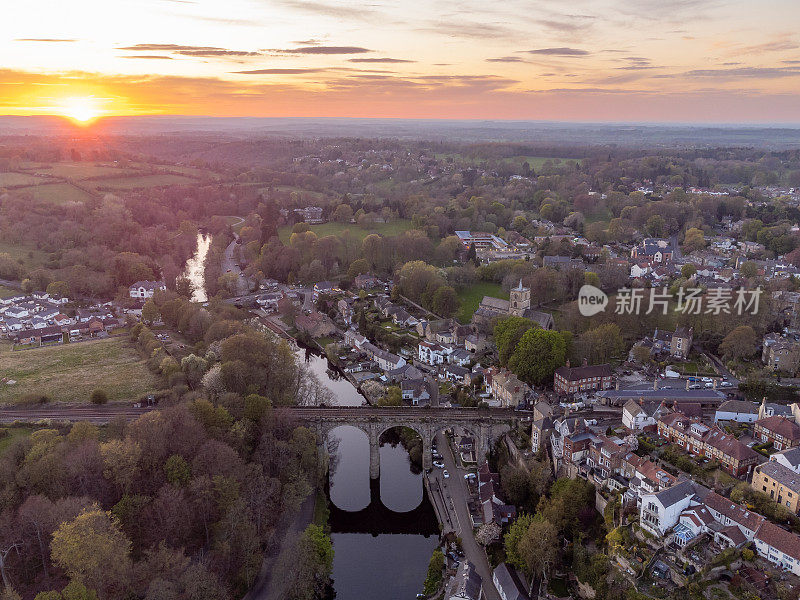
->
[{"left": 60, "top": 97, "right": 101, "bottom": 124}]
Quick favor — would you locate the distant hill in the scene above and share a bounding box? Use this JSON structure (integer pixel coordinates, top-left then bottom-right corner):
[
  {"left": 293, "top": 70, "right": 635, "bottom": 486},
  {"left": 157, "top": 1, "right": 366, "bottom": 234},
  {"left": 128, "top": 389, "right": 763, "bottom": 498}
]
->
[{"left": 1, "top": 116, "right": 799, "bottom": 149}]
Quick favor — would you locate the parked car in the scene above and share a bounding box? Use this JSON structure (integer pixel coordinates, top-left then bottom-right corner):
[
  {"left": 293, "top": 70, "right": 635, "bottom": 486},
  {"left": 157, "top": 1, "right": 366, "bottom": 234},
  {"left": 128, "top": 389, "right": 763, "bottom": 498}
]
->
[
  {"left": 433, "top": 461, "right": 444, "bottom": 469},
  {"left": 464, "top": 473, "right": 476, "bottom": 480},
  {"left": 701, "top": 377, "right": 713, "bottom": 383},
  {"left": 689, "top": 383, "right": 701, "bottom": 389},
  {"left": 443, "top": 470, "right": 450, "bottom": 479}
]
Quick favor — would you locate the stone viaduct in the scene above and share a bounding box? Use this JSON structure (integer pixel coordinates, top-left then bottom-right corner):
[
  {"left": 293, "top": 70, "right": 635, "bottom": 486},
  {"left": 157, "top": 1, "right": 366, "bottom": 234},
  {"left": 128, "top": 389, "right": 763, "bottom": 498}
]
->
[{"left": 289, "top": 406, "right": 517, "bottom": 478}]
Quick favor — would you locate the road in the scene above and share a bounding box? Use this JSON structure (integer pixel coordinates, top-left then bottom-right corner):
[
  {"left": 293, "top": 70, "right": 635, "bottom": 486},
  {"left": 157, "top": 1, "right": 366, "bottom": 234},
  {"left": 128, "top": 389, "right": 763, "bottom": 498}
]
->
[
  {"left": 0, "top": 404, "right": 153, "bottom": 424},
  {"left": 433, "top": 430, "right": 501, "bottom": 600},
  {"left": 698, "top": 346, "right": 740, "bottom": 386},
  {"left": 222, "top": 234, "right": 249, "bottom": 295}
]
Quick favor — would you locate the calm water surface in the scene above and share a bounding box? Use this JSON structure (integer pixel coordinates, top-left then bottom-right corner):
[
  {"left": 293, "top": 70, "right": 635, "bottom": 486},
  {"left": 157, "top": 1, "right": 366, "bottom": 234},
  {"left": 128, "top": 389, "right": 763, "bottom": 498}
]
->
[
  {"left": 296, "top": 350, "right": 439, "bottom": 600},
  {"left": 181, "top": 232, "right": 212, "bottom": 302}
]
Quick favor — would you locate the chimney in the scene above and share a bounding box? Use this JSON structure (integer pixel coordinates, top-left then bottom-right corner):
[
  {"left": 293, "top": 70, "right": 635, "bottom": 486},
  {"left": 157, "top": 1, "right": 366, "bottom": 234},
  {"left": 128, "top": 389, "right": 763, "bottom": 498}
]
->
[
  {"left": 566, "top": 359, "right": 570, "bottom": 369},
  {"left": 654, "top": 378, "right": 658, "bottom": 391},
  {"left": 616, "top": 381, "right": 620, "bottom": 391},
  {"left": 686, "top": 379, "right": 689, "bottom": 391},
  {"left": 638, "top": 397, "right": 644, "bottom": 406},
  {"left": 583, "top": 357, "right": 588, "bottom": 367},
  {"left": 713, "top": 379, "right": 717, "bottom": 390}
]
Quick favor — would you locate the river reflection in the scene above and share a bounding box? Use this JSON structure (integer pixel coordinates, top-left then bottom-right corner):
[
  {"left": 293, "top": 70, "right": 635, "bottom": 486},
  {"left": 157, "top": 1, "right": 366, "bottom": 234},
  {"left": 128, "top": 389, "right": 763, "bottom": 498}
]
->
[
  {"left": 295, "top": 349, "right": 440, "bottom": 600},
  {"left": 181, "top": 232, "right": 212, "bottom": 302}
]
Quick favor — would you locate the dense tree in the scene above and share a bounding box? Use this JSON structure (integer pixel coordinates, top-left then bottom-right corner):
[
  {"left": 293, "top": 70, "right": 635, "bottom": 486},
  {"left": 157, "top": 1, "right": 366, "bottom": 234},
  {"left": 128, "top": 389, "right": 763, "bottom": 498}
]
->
[
  {"left": 51, "top": 508, "right": 132, "bottom": 600},
  {"left": 422, "top": 549, "right": 444, "bottom": 596},
  {"left": 431, "top": 285, "right": 459, "bottom": 317},
  {"left": 683, "top": 227, "right": 706, "bottom": 252},
  {"left": 719, "top": 325, "right": 758, "bottom": 360},
  {"left": 577, "top": 323, "right": 625, "bottom": 364},
  {"left": 494, "top": 316, "right": 537, "bottom": 366},
  {"left": 509, "top": 329, "right": 567, "bottom": 385},
  {"left": 283, "top": 525, "right": 334, "bottom": 600}
]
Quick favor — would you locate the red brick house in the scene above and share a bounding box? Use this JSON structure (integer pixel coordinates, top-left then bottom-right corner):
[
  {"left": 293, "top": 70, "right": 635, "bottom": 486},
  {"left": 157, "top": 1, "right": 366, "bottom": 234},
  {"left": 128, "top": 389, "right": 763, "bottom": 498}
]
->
[
  {"left": 658, "top": 412, "right": 762, "bottom": 477},
  {"left": 554, "top": 359, "right": 613, "bottom": 395}
]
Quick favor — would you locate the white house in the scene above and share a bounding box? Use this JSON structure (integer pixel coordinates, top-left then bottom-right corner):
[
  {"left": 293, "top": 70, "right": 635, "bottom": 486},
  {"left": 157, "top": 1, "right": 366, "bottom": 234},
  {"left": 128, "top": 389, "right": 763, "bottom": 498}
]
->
[
  {"left": 373, "top": 348, "right": 405, "bottom": 372},
  {"left": 640, "top": 481, "right": 705, "bottom": 536},
  {"left": 449, "top": 348, "right": 472, "bottom": 367},
  {"left": 622, "top": 399, "right": 659, "bottom": 431},
  {"left": 772, "top": 447, "right": 800, "bottom": 474},
  {"left": 754, "top": 521, "right": 800, "bottom": 575},
  {"left": 673, "top": 505, "right": 715, "bottom": 547},
  {"left": 344, "top": 329, "right": 367, "bottom": 349},
  {"left": 714, "top": 399, "right": 758, "bottom": 424},
  {"left": 129, "top": 280, "right": 166, "bottom": 299},
  {"left": 4, "top": 306, "right": 29, "bottom": 319},
  {"left": 418, "top": 341, "right": 450, "bottom": 365}
]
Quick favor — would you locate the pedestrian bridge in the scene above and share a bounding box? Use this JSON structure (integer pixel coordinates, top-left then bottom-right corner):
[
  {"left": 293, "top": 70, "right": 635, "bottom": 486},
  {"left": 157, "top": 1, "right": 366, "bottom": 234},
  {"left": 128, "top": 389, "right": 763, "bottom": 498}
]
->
[{"left": 286, "top": 406, "right": 517, "bottom": 477}]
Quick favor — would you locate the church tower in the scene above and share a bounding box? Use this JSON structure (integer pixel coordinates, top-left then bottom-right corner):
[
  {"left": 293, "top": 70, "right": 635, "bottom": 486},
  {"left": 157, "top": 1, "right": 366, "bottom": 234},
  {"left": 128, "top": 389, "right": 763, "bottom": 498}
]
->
[{"left": 509, "top": 279, "right": 531, "bottom": 316}]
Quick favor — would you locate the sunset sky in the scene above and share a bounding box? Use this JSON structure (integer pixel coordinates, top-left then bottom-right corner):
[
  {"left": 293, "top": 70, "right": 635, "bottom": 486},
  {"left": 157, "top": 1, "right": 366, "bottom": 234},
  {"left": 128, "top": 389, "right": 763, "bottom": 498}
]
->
[{"left": 3, "top": 0, "right": 800, "bottom": 122}]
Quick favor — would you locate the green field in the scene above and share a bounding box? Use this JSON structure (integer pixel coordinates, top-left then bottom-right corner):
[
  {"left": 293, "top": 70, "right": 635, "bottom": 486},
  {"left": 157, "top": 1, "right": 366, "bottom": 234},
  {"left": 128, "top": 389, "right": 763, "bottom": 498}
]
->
[
  {"left": 93, "top": 174, "right": 197, "bottom": 189},
  {"left": 164, "top": 165, "right": 217, "bottom": 178},
  {"left": 273, "top": 185, "right": 326, "bottom": 200},
  {"left": 457, "top": 281, "right": 507, "bottom": 323},
  {"left": 26, "top": 162, "right": 139, "bottom": 180},
  {"left": 0, "top": 172, "right": 46, "bottom": 187},
  {"left": 507, "top": 156, "right": 581, "bottom": 170},
  {"left": 0, "top": 337, "right": 160, "bottom": 405},
  {"left": 278, "top": 219, "right": 415, "bottom": 243},
  {"left": 0, "top": 240, "right": 51, "bottom": 270},
  {"left": 14, "top": 182, "right": 94, "bottom": 205}
]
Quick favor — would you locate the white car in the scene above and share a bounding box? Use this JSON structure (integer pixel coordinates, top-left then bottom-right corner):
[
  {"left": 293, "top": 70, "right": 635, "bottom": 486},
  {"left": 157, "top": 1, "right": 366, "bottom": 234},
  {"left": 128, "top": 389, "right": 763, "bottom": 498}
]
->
[
  {"left": 433, "top": 461, "right": 445, "bottom": 469},
  {"left": 464, "top": 473, "right": 476, "bottom": 480},
  {"left": 701, "top": 377, "right": 713, "bottom": 383},
  {"left": 443, "top": 470, "right": 450, "bottom": 479}
]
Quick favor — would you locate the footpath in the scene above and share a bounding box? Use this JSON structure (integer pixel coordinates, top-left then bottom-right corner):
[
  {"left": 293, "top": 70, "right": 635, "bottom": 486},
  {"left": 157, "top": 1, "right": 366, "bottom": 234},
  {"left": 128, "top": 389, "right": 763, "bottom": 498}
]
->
[{"left": 244, "top": 493, "right": 316, "bottom": 600}]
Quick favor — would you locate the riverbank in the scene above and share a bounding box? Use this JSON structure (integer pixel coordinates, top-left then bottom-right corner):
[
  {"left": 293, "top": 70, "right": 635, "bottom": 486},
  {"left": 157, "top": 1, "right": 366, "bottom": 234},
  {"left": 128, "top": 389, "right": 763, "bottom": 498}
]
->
[{"left": 295, "top": 341, "right": 373, "bottom": 406}]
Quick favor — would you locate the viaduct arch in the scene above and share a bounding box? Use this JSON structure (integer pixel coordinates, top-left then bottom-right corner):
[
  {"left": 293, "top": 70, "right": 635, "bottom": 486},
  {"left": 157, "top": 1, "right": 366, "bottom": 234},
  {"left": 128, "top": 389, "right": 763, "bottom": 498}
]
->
[{"left": 287, "top": 406, "right": 516, "bottom": 480}]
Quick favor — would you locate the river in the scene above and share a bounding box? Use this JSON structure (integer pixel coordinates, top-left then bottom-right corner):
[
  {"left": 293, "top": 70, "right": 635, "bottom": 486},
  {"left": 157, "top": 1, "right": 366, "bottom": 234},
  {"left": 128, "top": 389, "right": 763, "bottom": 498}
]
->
[
  {"left": 296, "top": 349, "right": 440, "bottom": 600},
  {"left": 182, "top": 232, "right": 212, "bottom": 302}
]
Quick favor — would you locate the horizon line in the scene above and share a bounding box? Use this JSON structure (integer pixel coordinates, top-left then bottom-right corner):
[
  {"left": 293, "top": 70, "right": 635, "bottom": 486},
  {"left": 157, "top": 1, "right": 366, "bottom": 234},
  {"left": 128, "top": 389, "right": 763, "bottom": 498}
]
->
[{"left": 3, "top": 114, "right": 800, "bottom": 128}]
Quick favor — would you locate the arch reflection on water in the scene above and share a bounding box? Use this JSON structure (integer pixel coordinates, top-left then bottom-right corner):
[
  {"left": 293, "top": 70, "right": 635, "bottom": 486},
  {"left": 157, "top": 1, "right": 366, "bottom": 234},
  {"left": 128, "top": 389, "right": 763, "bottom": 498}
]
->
[
  {"left": 299, "top": 350, "right": 440, "bottom": 600},
  {"left": 327, "top": 425, "right": 437, "bottom": 529}
]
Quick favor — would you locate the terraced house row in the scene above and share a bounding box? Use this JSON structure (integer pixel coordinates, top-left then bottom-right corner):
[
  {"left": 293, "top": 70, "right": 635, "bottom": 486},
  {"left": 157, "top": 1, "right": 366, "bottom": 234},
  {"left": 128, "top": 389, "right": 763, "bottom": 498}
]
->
[
  {"left": 657, "top": 411, "right": 761, "bottom": 477},
  {"left": 640, "top": 480, "right": 800, "bottom": 575}
]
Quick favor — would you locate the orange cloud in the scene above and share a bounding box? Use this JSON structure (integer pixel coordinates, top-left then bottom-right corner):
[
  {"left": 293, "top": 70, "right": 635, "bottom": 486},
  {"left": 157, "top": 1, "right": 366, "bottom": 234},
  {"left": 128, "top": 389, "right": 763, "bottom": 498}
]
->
[{"left": 1, "top": 68, "right": 800, "bottom": 122}]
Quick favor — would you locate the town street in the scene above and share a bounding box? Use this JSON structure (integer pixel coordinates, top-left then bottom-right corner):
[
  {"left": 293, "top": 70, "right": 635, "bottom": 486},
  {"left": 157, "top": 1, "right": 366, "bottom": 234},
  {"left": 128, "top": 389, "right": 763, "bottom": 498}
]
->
[{"left": 433, "top": 430, "right": 501, "bottom": 600}]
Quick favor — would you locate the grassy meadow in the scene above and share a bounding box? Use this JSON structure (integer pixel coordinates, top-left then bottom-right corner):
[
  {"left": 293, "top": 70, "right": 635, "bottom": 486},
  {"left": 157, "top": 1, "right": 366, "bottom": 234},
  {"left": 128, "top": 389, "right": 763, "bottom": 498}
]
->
[
  {"left": 13, "top": 182, "right": 95, "bottom": 205},
  {"left": 278, "top": 219, "right": 415, "bottom": 243},
  {"left": 0, "top": 172, "right": 46, "bottom": 186},
  {"left": 0, "top": 337, "right": 160, "bottom": 404},
  {"left": 457, "top": 281, "right": 506, "bottom": 323},
  {"left": 0, "top": 240, "right": 51, "bottom": 270},
  {"left": 93, "top": 174, "right": 197, "bottom": 189}
]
